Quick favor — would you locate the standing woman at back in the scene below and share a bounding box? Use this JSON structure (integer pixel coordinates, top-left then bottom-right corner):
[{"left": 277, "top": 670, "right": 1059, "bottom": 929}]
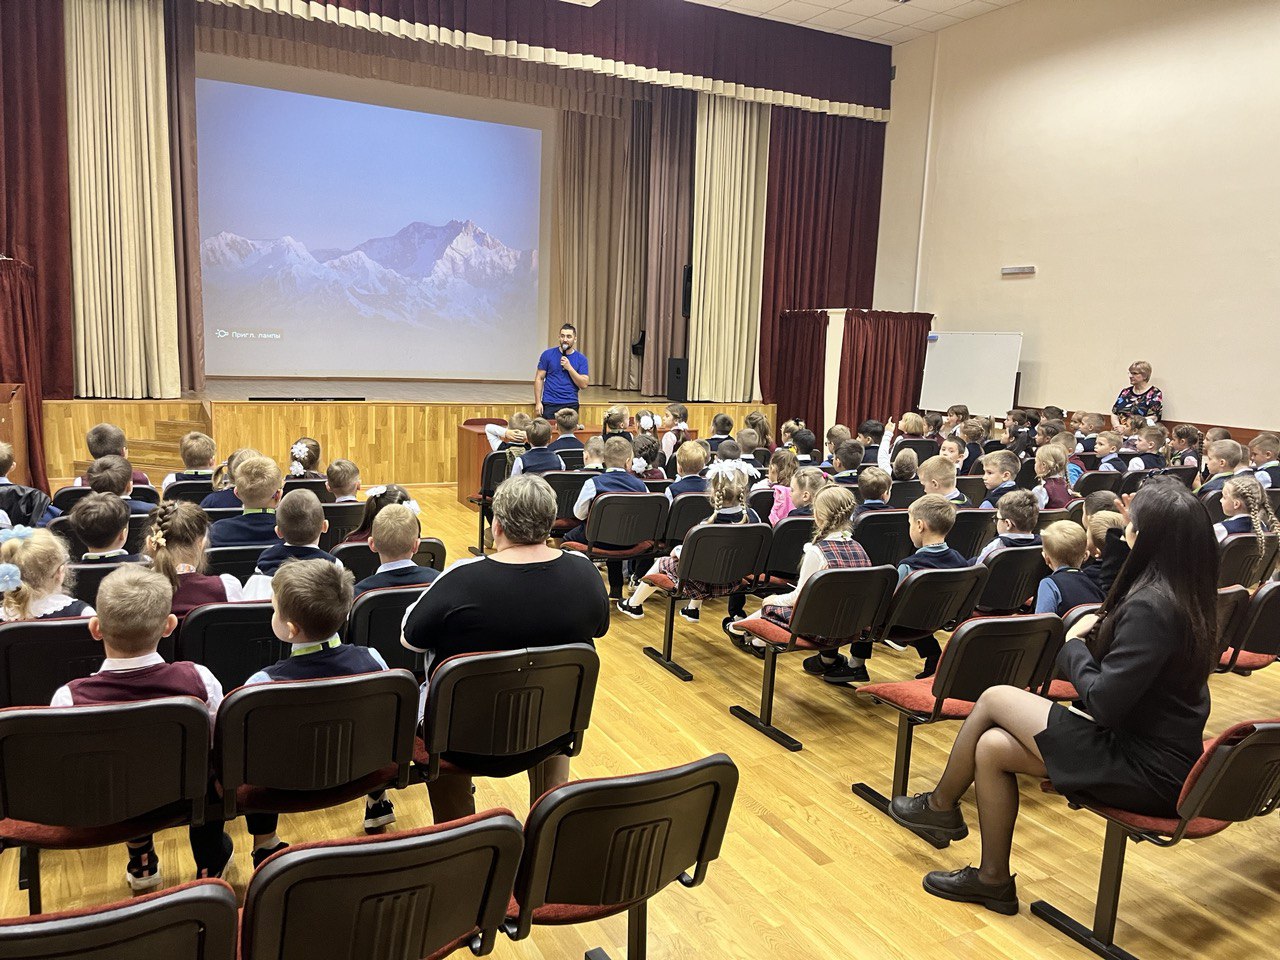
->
[{"left": 888, "top": 478, "right": 1218, "bottom": 916}]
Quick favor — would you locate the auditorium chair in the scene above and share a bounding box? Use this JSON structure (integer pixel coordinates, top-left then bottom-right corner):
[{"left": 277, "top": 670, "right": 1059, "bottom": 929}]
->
[
  {"left": 1066, "top": 498, "right": 1085, "bottom": 526},
  {"left": 1014, "top": 459, "right": 1038, "bottom": 490},
  {"left": 750, "top": 515, "right": 814, "bottom": 598},
  {"left": 948, "top": 509, "right": 996, "bottom": 560},
  {"left": 1077, "top": 452, "right": 1100, "bottom": 470},
  {"left": 955, "top": 475, "right": 988, "bottom": 505},
  {"left": 163, "top": 479, "right": 214, "bottom": 504},
  {"left": 503, "top": 754, "right": 739, "bottom": 960},
  {"left": 1218, "top": 532, "right": 1278, "bottom": 588},
  {"left": 1040, "top": 602, "right": 1103, "bottom": 701},
  {"left": 731, "top": 565, "right": 897, "bottom": 751},
  {"left": 887, "top": 479, "right": 925, "bottom": 509},
  {"left": 643, "top": 478, "right": 673, "bottom": 495},
  {"left": 0, "top": 699, "right": 212, "bottom": 913},
  {"left": 49, "top": 513, "right": 156, "bottom": 558},
  {"left": 319, "top": 501, "right": 366, "bottom": 550},
  {"left": 213, "top": 671, "right": 419, "bottom": 823},
  {"left": 282, "top": 477, "right": 334, "bottom": 503},
  {"left": 0, "top": 879, "right": 238, "bottom": 960},
  {"left": 983, "top": 439, "right": 1006, "bottom": 454},
  {"left": 1034, "top": 508, "right": 1069, "bottom": 531},
  {"left": 975, "top": 545, "right": 1050, "bottom": 614},
  {"left": 1218, "top": 580, "right": 1280, "bottom": 675},
  {"left": 1072, "top": 471, "right": 1122, "bottom": 498},
  {"left": 659, "top": 492, "right": 713, "bottom": 550},
  {"left": 1271, "top": 488, "right": 1280, "bottom": 513},
  {"left": 559, "top": 448, "right": 586, "bottom": 470},
  {"left": 640, "top": 523, "right": 771, "bottom": 682},
  {"left": 1198, "top": 489, "right": 1227, "bottom": 525},
  {"left": 1161, "top": 465, "right": 1198, "bottom": 489},
  {"left": 201, "top": 508, "right": 241, "bottom": 524},
  {"left": 331, "top": 537, "right": 446, "bottom": 583},
  {"left": 753, "top": 447, "right": 770, "bottom": 468},
  {"left": 747, "top": 487, "right": 774, "bottom": 521},
  {"left": 347, "top": 586, "right": 429, "bottom": 674},
  {"left": 130, "top": 485, "right": 161, "bottom": 505},
  {"left": 543, "top": 471, "right": 589, "bottom": 537},
  {"left": 414, "top": 645, "right": 599, "bottom": 802},
  {"left": 876, "top": 565, "right": 989, "bottom": 659},
  {"left": 240, "top": 813, "right": 523, "bottom": 960},
  {"left": 560, "top": 493, "right": 668, "bottom": 568},
  {"left": 0, "top": 618, "right": 173, "bottom": 708},
  {"left": 851, "top": 509, "right": 914, "bottom": 567},
  {"left": 203, "top": 544, "right": 268, "bottom": 580},
  {"left": 893, "top": 438, "right": 939, "bottom": 462},
  {"left": 49, "top": 487, "right": 94, "bottom": 512},
  {"left": 68, "top": 561, "right": 126, "bottom": 607},
  {"left": 174, "top": 601, "right": 284, "bottom": 691},
  {"left": 468, "top": 451, "right": 513, "bottom": 556},
  {"left": 851, "top": 615, "right": 1064, "bottom": 846},
  {"left": 1031, "top": 718, "right": 1280, "bottom": 960},
  {"left": 1117, "top": 469, "right": 1153, "bottom": 495}
]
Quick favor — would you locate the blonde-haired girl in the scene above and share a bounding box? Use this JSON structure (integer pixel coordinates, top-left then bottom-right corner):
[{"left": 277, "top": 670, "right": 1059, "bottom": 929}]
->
[
  {"left": 617, "top": 463, "right": 761, "bottom": 623},
  {"left": 788, "top": 465, "right": 830, "bottom": 519},
  {"left": 892, "top": 448, "right": 919, "bottom": 482},
  {"left": 145, "top": 502, "right": 245, "bottom": 617},
  {"left": 780, "top": 419, "right": 804, "bottom": 450},
  {"left": 1215, "top": 476, "right": 1278, "bottom": 547},
  {"left": 1033, "top": 445, "right": 1072, "bottom": 509},
  {"left": 0, "top": 527, "right": 90, "bottom": 621},
  {"left": 878, "top": 412, "right": 928, "bottom": 471},
  {"left": 727, "top": 486, "right": 871, "bottom": 658}
]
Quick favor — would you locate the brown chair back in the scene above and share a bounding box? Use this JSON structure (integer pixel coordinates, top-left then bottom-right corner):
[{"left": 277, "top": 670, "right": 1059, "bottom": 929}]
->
[
  {"left": 583, "top": 493, "right": 668, "bottom": 548},
  {"left": 977, "top": 545, "right": 1050, "bottom": 613},
  {"left": 931, "top": 615, "right": 1065, "bottom": 717},
  {"left": 675, "top": 524, "right": 772, "bottom": 592},
  {"left": 949, "top": 509, "right": 996, "bottom": 560},
  {"left": 1072, "top": 472, "right": 1122, "bottom": 497},
  {"left": 786, "top": 566, "right": 898, "bottom": 647},
  {"left": 662, "top": 493, "right": 713, "bottom": 546},
  {"left": 1219, "top": 532, "right": 1278, "bottom": 588},
  {"left": 879, "top": 565, "right": 989, "bottom": 637},
  {"left": 175, "top": 601, "right": 284, "bottom": 692},
  {"left": 348, "top": 586, "right": 429, "bottom": 674}
]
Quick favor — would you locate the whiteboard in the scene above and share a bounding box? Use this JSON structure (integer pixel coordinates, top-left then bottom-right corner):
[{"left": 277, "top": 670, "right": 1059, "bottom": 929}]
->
[{"left": 919, "top": 331, "right": 1023, "bottom": 417}]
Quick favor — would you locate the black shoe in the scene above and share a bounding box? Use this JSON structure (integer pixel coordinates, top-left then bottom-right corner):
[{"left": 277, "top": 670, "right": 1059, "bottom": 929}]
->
[
  {"left": 363, "top": 795, "right": 396, "bottom": 832},
  {"left": 803, "top": 653, "right": 845, "bottom": 675},
  {"left": 822, "top": 662, "right": 870, "bottom": 685},
  {"left": 888, "top": 792, "right": 969, "bottom": 844},
  {"left": 922, "top": 866, "right": 1019, "bottom": 916},
  {"left": 616, "top": 600, "right": 644, "bottom": 620},
  {"left": 723, "top": 616, "right": 750, "bottom": 648},
  {"left": 252, "top": 841, "right": 289, "bottom": 869},
  {"left": 679, "top": 606, "right": 700, "bottom": 622},
  {"left": 125, "top": 840, "right": 162, "bottom": 892},
  {"left": 916, "top": 655, "right": 940, "bottom": 680},
  {"left": 197, "top": 833, "right": 234, "bottom": 880}
]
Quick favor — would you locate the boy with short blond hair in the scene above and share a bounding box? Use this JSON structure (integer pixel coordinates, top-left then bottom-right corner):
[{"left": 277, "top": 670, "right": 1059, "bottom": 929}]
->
[
  {"left": 1094, "top": 430, "right": 1125, "bottom": 471},
  {"left": 667, "top": 441, "right": 709, "bottom": 500},
  {"left": 69, "top": 492, "right": 147, "bottom": 563},
  {"left": 979, "top": 450, "right": 1020, "bottom": 508},
  {"left": 1076, "top": 412, "right": 1106, "bottom": 453},
  {"left": 566, "top": 435, "right": 646, "bottom": 598},
  {"left": 581, "top": 435, "right": 606, "bottom": 472},
  {"left": 894, "top": 495, "right": 969, "bottom": 679},
  {"left": 162, "top": 432, "right": 217, "bottom": 490},
  {"left": 50, "top": 566, "right": 226, "bottom": 890},
  {"left": 854, "top": 466, "right": 892, "bottom": 515},
  {"left": 919, "top": 454, "right": 968, "bottom": 506},
  {"left": 1198, "top": 439, "right": 1245, "bottom": 497},
  {"left": 208, "top": 454, "right": 284, "bottom": 547},
  {"left": 1035, "top": 520, "right": 1105, "bottom": 615},
  {"left": 354, "top": 503, "right": 439, "bottom": 595},
  {"left": 243, "top": 559, "right": 394, "bottom": 859},
  {"left": 325, "top": 459, "right": 361, "bottom": 502},
  {"left": 548, "top": 407, "right": 584, "bottom": 454},
  {"left": 1248, "top": 433, "right": 1279, "bottom": 489},
  {"left": 1126, "top": 426, "right": 1167, "bottom": 471}
]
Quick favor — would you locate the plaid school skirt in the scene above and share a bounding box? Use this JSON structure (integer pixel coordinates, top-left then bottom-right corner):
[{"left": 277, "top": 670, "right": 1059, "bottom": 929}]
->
[{"left": 649, "top": 553, "right": 739, "bottom": 600}]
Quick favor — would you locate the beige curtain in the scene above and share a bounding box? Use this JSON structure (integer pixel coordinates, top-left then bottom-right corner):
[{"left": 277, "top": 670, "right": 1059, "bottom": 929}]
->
[
  {"left": 688, "top": 94, "right": 771, "bottom": 403},
  {"left": 551, "top": 110, "right": 628, "bottom": 388},
  {"left": 65, "top": 0, "right": 181, "bottom": 398}
]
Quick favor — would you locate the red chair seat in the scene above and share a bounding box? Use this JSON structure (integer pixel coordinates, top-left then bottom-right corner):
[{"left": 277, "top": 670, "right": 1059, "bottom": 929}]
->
[
  {"left": 642, "top": 572, "right": 676, "bottom": 592},
  {"left": 0, "top": 804, "right": 192, "bottom": 849},
  {"left": 1045, "top": 679, "right": 1079, "bottom": 700},
  {"left": 562, "top": 540, "right": 655, "bottom": 559},
  {"left": 551, "top": 518, "right": 577, "bottom": 534},
  {"left": 1220, "top": 649, "right": 1277, "bottom": 671},
  {"left": 858, "top": 678, "right": 975, "bottom": 720},
  {"left": 231, "top": 764, "right": 399, "bottom": 814},
  {"left": 1084, "top": 803, "right": 1230, "bottom": 840},
  {"left": 507, "top": 895, "right": 636, "bottom": 926},
  {"left": 736, "top": 618, "right": 829, "bottom": 651}
]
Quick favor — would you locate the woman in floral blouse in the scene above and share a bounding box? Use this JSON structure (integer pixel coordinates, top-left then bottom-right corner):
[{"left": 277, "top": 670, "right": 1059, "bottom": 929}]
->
[{"left": 1112, "top": 360, "right": 1163, "bottom": 426}]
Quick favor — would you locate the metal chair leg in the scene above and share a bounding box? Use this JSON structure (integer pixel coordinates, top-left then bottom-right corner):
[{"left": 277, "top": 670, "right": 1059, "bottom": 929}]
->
[
  {"left": 730, "top": 644, "right": 802, "bottom": 751},
  {"left": 852, "top": 714, "right": 953, "bottom": 848},
  {"left": 1031, "top": 821, "right": 1138, "bottom": 960},
  {"left": 19, "top": 846, "right": 41, "bottom": 915},
  {"left": 627, "top": 901, "right": 648, "bottom": 959},
  {"left": 644, "top": 595, "right": 692, "bottom": 681},
  {"left": 469, "top": 502, "right": 487, "bottom": 557}
]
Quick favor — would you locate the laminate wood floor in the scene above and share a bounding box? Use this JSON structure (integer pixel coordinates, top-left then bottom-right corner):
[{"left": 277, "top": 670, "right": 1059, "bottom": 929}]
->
[{"left": 4, "top": 486, "right": 1278, "bottom": 958}]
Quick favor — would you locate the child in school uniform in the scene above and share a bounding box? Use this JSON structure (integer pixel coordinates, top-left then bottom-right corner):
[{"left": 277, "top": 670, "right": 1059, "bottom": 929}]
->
[
  {"left": 341, "top": 484, "right": 416, "bottom": 545},
  {"left": 242, "top": 490, "right": 341, "bottom": 601},
  {"left": 878, "top": 412, "right": 928, "bottom": 471},
  {"left": 48, "top": 566, "right": 224, "bottom": 890},
  {"left": 242, "top": 560, "right": 396, "bottom": 863},
  {"left": 745, "top": 411, "right": 774, "bottom": 453},
  {"left": 1197, "top": 440, "right": 1245, "bottom": 497},
  {"left": 853, "top": 467, "right": 892, "bottom": 517},
  {"left": 548, "top": 408, "right": 585, "bottom": 454},
  {"left": 74, "top": 423, "right": 150, "bottom": 487},
  {"left": 69, "top": 493, "right": 149, "bottom": 564},
  {"left": 892, "top": 449, "right": 919, "bottom": 482},
  {"left": 511, "top": 418, "right": 567, "bottom": 476},
  {"left": 201, "top": 448, "right": 254, "bottom": 509},
  {"left": 1126, "top": 427, "right": 1168, "bottom": 471},
  {"left": 0, "top": 441, "right": 57, "bottom": 527},
  {"left": 600, "top": 405, "right": 634, "bottom": 443},
  {"left": 1248, "top": 433, "right": 1280, "bottom": 490},
  {"left": 1048, "top": 432, "right": 1087, "bottom": 487},
  {"left": 616, "top": 464, "right": 760, "bottom": 622},
  {"left": 831, "top": 441, "right": 865, "bottom": 486},
  {"left": 706, "top": 413, "right": 734, "bottom": 453},
  {"left": 1213, "top": 476, "right": 1278, "bottom": 544},
  {"left": 856, "top": 419, "right": 885, "bottom": 466},
  {"left": 207, "top": 454, "right": 284, "bottom": 547},
  {"left": 1167, "top": 424, "right": 1202, "bottom": 470},
  {"left": 286, "top": 437, "right": 325, "bottom": 480},
  {"left": 1033, "top": 446, "right": 1073, "bottom": 509},
  {"left": 658, "top": 403, "right": 690, "bottom": 464},
  {"left": 162, "top": 432, "right": 217, "bottom": 491},
  {"left": 1082, "top": 509, "right": 1128, "bottom": 596},
  {"left": 353, "top": 503, "right": 439, "bottom": 596},
  {"left": 325, "top": 459, "right": 362, "bottom": 502},
  {"left": 940, "top": 435, "right": 967, "bottom": 471},
  {"left": 790, "top": 466, "right": 830, "bottom": 518},
  {"left": 736, "top": 428, "right": 761, "bottom": 465},
  {"left": 822, "top": 425, "right": 852, "bottom": 469},
  {"left": 667, "top": 442, "right": 710, "bottom": 501},
  {"left": 1034, "top": 521, "right": 1106, "bottom": 616},
  {"left": 920, "top": 455, "right": 969, "bottom": 506},
  {"left": 632, "top": 434, "right": 667, "bottom": 481},
  {"left": 0, "top": 527, "right": 94, "bottom": 620},
  {"left": 145, "top": 501, "right": 244, "bottom": 617},
  {"left": 893, "top": 495, "right": 970, "bottom": 678},
  {"left": 87, "top": 456, "right": 156, "bottom": 515},
  {"left": 756, "top": 448, "right": 797, "bottom": 524},
  {"left": 485, "top": 412, "right": 533, "bottom": 452},
  {"left": 791, "top": 428, "right": 818, "bottom": 465},
  {"left": 565, "top": 436, "right": 647, "bottom": 599},
  {"left": 972, "top": 488, "right": 1041, "bottom": 563},
  {"left": 1075, "top": 413, "right": 1106, "bottom": 453},
  {"left": 979, "top": 450, "right": 1020, "bottom": 508},
  {"left": 1094, "top": 431, "right": 1125, "bottom": 471},
  {"left": 580, "top": 436, "right": 606, "bottom": 472},
  {"left": 712, "top": 440, "right": 760, "bottom": 482},
  {"left": 942, "top": 404, "right": 969, "bottom": 439}
]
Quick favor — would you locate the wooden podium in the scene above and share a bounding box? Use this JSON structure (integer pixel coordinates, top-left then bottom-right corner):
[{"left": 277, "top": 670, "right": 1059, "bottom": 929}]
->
[{"left": 0, "top": 384, "right": 30, "bottom": 487}]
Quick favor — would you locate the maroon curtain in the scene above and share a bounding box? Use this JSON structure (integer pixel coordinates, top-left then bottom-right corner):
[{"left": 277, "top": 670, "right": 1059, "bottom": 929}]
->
[
  {"left": 773, "top": 310, "right": 828, "bottom": 441},
  {"left": 0, "top": 0, "right": 75, "bottom": 400},
  {"left": 837, "top": 311, "right": 933, "bottom": 431},
  {"left": 0, "top": 260, "right": 49, "bottom": 489},
  {"left": 758, "top": 108, "right": 886, "bottom": 404}
]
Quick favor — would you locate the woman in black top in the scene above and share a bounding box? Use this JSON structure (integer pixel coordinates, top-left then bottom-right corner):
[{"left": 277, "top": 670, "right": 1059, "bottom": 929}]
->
[
  {"left": 889, "top": 478, "right": 1217, "bottom": 915},
  {"left": 401, "top": 473, "right": 609, "bottom": 822}
]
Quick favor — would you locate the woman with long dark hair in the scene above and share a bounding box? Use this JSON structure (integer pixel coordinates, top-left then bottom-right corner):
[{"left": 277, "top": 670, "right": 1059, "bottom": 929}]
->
[{"left": 888, "top": 478, "right": 1218, "bottom": 915}]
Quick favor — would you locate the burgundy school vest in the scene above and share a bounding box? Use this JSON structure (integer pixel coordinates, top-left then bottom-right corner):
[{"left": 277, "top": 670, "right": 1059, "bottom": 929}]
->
[
  {"left": 173, "top": 573, "right": 230, "bottom": 617},
  {"left": 67, "top": 662, "right": 207, "bottom": 705}
]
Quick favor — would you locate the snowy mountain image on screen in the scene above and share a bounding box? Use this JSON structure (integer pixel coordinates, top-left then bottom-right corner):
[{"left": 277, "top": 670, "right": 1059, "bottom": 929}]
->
[{"left": 200, "top": 219, "right": 537, "bottom": 335}]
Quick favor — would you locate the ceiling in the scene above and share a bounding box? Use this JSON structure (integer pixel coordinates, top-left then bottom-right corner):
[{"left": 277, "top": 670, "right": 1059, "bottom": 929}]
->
[{"left": 685, "top": 0, "right": 1021, "bottom": 45}]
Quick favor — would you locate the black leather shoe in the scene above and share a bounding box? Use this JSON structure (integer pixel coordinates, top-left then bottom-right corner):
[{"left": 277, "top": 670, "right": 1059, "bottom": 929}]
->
[
  {"left": 888, "top": 792, "right": 969, "bottom": 843},
  {"left": 922, "top": 866, "right": 1019, "bottom": 915}
]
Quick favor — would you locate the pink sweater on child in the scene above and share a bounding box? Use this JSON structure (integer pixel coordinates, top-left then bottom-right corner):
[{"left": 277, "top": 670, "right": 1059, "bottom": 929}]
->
[{"left": 769, "top": 485, "right": 794, "bottom": 525}]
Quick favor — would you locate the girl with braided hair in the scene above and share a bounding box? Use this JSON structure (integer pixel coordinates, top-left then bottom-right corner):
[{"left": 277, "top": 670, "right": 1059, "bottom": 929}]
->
[
  {"left": 725, "top": 486, "right": 871, "bottom": 658},
  {"left": 616, "top": 463, "right": 761, "bottom": 623},
  {"left": 1213, "top": 476, "right": 1277, "bottom": 548},
  {"left": 145, "top": 501, "right": 243, "bottom": 616}
]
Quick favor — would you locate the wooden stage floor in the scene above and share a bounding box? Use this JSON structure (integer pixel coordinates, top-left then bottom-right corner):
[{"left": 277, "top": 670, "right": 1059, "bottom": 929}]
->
[{"left": 5, "top": 486, "right": 1278, "bottom": 958}]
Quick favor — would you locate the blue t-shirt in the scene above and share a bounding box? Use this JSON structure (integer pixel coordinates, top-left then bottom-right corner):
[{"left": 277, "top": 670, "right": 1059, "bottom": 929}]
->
[{"left": 538, "top": 348, "right": 588, "bottom": 407}]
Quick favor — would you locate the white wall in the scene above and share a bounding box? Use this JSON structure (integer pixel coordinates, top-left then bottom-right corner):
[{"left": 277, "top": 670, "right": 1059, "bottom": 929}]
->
[{"left": 874, "top": 0, "right": 1280, "bottom": 427}]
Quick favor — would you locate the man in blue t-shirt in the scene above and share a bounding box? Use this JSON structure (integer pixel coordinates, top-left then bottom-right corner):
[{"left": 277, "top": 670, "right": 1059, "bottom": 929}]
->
[{"left": 535, "top": 323, "right": 589, "bottom": 419}]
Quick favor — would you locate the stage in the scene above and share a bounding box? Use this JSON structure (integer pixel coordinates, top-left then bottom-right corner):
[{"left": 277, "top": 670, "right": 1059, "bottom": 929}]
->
[{"left": 39, "top": 382, "right": 774, "bottom": 492}]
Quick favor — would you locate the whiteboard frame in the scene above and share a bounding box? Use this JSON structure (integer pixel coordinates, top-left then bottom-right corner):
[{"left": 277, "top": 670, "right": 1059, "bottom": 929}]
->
[{"left": 919, "top": 331, "right": 1023, "bottom": 417}]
